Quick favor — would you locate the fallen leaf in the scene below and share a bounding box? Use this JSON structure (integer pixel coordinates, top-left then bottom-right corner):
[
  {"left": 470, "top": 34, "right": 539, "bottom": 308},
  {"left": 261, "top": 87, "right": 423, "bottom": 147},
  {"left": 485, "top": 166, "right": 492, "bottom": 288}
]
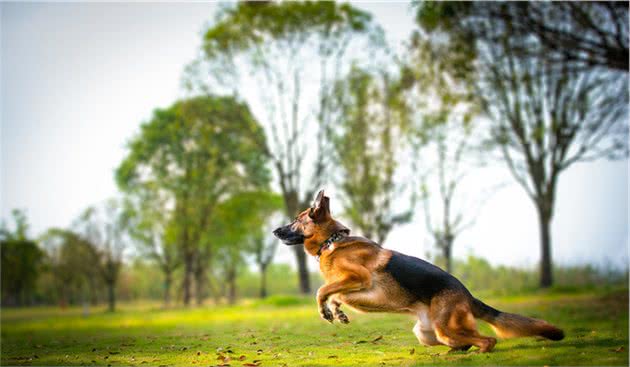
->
[
  {"left": 108, "top": 351, "right": 120, "bottom": 355},
  {"left": 256, "top": 349, "right": 263, "bottom": 355},
  {"left": 409, "top": 348, "right": 415, "bottom": 355},
  {"left": 328, "top": 355, "right": 338, "bottom": 358},
  {"left": 196, "top": 352, "right": 201, "bottom": 356},
  {"left": 238, "top": 355, "right": 246, "bottom": 361},
  {"left": 372, "top": 335, "right": 383, "bottom": 343},
  {"left": 613, "top": 346, "right": 625, "bottom": 352},
  {"left": 242, "top": 363, "right": 260, "bottom": 367},
  {"left": 354, "top": 340, "right": 368, "bottom": 344}
]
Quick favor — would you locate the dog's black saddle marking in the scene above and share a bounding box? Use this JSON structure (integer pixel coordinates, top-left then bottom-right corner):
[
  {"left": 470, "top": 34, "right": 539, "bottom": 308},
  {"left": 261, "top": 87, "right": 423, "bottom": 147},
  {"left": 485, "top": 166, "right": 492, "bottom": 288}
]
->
[{"left": 384, "top": 251, "right": 467, "bottom": 304}]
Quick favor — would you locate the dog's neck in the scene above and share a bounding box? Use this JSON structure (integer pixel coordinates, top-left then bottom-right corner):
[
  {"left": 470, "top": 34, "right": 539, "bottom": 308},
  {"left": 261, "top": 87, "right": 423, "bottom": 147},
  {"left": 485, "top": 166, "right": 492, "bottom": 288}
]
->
[
  {"left": 303, "top": 219, "right": 350, "bottom": 257},
  {"left": 315, "top": 231, "right": 348, "bottom": 260}
]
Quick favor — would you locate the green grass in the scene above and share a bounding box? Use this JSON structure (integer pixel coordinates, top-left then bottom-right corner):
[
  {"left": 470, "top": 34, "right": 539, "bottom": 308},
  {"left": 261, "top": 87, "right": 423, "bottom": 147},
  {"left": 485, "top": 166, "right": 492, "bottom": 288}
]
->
[{"left": 1, "top": 288, "right": 628, "bottom": 366}]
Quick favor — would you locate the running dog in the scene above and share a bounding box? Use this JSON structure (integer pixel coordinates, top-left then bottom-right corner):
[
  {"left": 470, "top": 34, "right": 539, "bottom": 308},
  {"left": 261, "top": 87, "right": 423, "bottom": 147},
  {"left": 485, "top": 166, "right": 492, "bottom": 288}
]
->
[{"left": 273, "top": 190, "right": 563, "bottom": 352}]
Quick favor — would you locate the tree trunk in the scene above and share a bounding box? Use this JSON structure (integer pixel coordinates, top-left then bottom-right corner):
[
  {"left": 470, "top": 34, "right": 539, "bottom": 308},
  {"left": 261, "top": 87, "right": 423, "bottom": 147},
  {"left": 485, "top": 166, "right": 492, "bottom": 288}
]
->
[
  {"left": 182, "top": 252, "right": 193, "bottom": 306},
  {"left": 163, "top": 270, "right": 172, "bottom": 308},
  {"left": 537, "top": 207, "right": 553, "bottom": 288},
  {"left": 294, "top": 248, "right": 310, "bottom": 294},
  {"left": 259, "top": 265, "right": 268, "bottom": 299},
  {"left": 194, "top": 262, "right": 205, "bottom": 307},
  {"left": 285, "top": 194, "right": 311, "bottom": 294},
  {"left": 227, "top": 267, "right": 237, "bottom": 305},
  {"left": 442, "top": 241, "right": 452, "bottom": 274},
  {"left": 107, "top": 281, "right": 115, "bottom": 312}
]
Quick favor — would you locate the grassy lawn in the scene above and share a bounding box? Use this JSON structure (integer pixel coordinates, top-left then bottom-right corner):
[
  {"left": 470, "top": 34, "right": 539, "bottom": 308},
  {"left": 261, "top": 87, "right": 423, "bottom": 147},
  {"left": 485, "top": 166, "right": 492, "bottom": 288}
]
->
[{"left": 1, "top": 288, "right": 627, "bottom": 366}]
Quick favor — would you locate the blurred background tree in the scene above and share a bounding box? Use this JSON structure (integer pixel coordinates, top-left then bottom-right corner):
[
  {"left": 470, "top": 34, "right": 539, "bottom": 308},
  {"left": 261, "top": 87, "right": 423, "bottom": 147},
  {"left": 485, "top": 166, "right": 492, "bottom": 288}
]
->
[
  {"left": 206, "top": 191, "right": 282, "bottom": 304},
  {"left": 1, "top": 210, "right": 43, "bottom": 307},
  {"left": 116, "top": 95, "right": 270, "bottom": 306},
  {"left": 124, "top": 188, "right": 181, "bottom": 308},
  {"left": 415, "top": 0, "right": 629, "bottom": 287},
  {"left": 73, "top": 200, "right": 130, "bottom": 312},
  {"left": 39, "top": 228, "right": 102, "bottom": 308},
  {"left": 402, "top": 31, "right": 501, "bottom": 274},
  {"left": 331, "top": 66, "right": 413, "bottom": 244},
  {"left": 189, "top": 1, "right": 384, "bottom": 294}
]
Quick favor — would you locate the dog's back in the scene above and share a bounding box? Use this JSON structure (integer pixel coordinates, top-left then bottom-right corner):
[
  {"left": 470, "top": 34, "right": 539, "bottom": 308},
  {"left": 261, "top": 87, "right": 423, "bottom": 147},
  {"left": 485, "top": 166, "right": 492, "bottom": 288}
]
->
[{"left": 384, "top": 251, "right": 468, "bottom": 304}]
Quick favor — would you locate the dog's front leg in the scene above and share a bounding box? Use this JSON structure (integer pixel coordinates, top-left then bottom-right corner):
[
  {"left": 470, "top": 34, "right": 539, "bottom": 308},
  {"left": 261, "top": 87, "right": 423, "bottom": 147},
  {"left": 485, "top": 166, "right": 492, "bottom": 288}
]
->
[
  {"left": 330, "top": 298, "right": 350, "bottom": 324},
  {"left": 316, "top": 275, "right": 370, "bottom": 323}
]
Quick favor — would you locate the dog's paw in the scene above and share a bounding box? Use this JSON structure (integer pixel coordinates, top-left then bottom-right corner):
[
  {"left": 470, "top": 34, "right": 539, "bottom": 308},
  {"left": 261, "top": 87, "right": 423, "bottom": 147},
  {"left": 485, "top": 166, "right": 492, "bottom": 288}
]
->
[
  {"left": 319, "top": 306, "right": 334, "bottom": 323},
  {"left": 336, "top": 311, "right": 350, "bottom": 324}
]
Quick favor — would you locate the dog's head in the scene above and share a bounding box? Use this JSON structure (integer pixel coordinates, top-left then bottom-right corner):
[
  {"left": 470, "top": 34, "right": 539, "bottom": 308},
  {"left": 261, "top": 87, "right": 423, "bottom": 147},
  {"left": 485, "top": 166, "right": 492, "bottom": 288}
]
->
[{"left": 273, "top": 190, "right": 349, "bottom": 246}]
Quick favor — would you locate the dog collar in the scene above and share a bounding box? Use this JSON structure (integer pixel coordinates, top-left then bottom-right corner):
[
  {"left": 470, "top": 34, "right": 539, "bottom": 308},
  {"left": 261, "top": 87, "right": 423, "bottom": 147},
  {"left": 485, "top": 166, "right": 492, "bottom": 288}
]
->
[{"left": 315, "top": 231, "right": 347, "bottom": 261}]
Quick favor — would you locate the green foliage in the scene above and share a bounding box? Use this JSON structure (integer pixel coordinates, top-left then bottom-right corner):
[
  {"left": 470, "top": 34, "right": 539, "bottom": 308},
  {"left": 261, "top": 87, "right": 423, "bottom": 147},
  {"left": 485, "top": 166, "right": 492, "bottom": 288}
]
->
[
  {"left": 203, "top": 1, "right": 373, "bottom": 58},
  {"left": 331, "top": 66, "right": 412, "bottom": 244},
  {"left": 207, "top": 191, "right": 282, "bottom": 251},
  {"left": 38, "top": 228, "right": 102, "bottom": 306},
  {"left": 251, "top": 294, "right": 311, "bottom": 308},
  {"left": 116, "top": 94, "right": 271, "bottom": 304},
  {"left": 235, "top": 264, "right": 323, "bottom": 300},
  {"left": 1, "top": 240, "right": 43, "bottom": 307},
  {"left": 0, "top": 210, "right": 43, "bottom": 306},
  {"left": 0, "top": 209, "right": 30, "bottom": 242},
  {"left": 116, "top": 95, "right": 269, "bottom": 193},
  {"left": 440, "top": 255, "right": 629, "bottom": 297}
]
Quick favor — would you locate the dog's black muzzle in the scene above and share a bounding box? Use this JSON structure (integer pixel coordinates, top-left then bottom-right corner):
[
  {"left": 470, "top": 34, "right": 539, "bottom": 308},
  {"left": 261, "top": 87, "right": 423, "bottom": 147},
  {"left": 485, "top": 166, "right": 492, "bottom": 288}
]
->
[{"left": 273, "top": 224, "right": 305, "bottom": 246}]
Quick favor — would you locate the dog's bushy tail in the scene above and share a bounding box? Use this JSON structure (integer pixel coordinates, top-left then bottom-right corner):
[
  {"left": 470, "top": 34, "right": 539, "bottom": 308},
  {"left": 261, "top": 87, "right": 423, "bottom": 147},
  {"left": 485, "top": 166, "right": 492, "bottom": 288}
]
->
[{"left": 471, "top": 298, "right": 564, "bottom": 341}]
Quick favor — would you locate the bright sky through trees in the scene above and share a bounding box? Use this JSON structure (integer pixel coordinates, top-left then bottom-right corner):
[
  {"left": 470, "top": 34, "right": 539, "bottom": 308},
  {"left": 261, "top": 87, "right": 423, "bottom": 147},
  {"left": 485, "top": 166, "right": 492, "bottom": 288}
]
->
[{"left": 1, "top": 2, "right": 627, "bottom": 270}]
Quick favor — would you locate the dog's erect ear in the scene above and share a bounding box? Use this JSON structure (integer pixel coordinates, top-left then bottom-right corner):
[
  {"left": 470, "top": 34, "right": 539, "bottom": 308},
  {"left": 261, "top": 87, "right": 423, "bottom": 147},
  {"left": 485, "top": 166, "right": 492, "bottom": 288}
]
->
[
  {"left": 313, "top": 190, "right": 325, "bottom": 207},
  {"left": 310, "top": 189, "right": 330, "bottom": 221}
]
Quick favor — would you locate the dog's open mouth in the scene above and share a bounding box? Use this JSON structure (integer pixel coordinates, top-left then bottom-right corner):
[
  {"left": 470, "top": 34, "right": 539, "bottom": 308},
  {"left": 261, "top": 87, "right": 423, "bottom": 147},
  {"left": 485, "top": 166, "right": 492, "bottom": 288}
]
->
[{"left": 273, "top": 226, "right": 305, "bottom": 245}]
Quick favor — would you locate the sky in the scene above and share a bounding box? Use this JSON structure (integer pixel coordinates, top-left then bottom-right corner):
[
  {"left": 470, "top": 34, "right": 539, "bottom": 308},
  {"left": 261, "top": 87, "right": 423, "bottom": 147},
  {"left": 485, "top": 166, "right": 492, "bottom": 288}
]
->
[{"left": 1, "top": 2, "right": 628, "bottom": 272}]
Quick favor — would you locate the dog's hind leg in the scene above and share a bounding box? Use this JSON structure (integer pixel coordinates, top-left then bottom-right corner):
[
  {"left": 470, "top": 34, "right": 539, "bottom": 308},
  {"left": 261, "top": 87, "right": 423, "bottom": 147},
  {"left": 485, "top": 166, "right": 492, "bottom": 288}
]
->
[
  {"left": 413, "top": 320, "right": 441, "bottom": 346},
  {"left": 431, "top": 302, "right": 496, "bottom": 353},
  {"left": 330, "top": 298, "right": 350, "bottom": 324},
  {"left": 413, "top": 307, "right": 442, "bottom": 346}
]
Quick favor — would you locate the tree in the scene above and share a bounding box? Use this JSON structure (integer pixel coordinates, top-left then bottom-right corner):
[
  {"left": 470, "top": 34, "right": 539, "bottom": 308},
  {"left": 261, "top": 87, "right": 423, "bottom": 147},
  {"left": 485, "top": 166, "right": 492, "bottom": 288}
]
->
[
  {"left": 415, "top": 0, "right": 629, "bottom": 287},
  {"left": 330, "top": 66, "right": 413, "bottom": 244},
  {"left": 402, "top": 33, "right": 496, "bottom": 274},
  {"left": 73, "top": 200, "right": 130, "bottom": 312},
  {"left": 116, "top": 95, "right": 269, "bottom": 305},
  {"left": 479, "top": 37, "right": 628, "bottom": 287},
  {"left": 191, "top": 1, "right": 382, "bottom": 294},
  {"left": 415, "top": 2, "right": 629, "bottom": 74},
  {"left": 0, "top": 210, "right": 43, "bottom": 306},
  {"left": 39, "top": 228, "right": 101, "bottom": 308},
  {"left": 250, "top": 212, "right": 283, "bottom": 299},
  {"left": 124, "top": 190, "right": 181, "bottom": 308},
  {"left": 206, "top": 191, "right": 282, "bottom": 304}
]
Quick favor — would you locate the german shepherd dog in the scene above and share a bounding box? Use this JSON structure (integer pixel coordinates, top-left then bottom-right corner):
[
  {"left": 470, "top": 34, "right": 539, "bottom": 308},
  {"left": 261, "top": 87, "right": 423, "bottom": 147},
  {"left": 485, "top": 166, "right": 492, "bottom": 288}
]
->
[{"left": 273, "top": 190, "right": 564, "bottom": 353}]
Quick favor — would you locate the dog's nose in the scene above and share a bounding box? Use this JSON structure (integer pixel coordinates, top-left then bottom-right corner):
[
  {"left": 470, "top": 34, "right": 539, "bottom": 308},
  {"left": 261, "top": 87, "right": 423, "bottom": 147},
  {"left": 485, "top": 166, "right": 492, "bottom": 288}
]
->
[{"left": 273, "top": 227, "right": 282, "bottom": 236}]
